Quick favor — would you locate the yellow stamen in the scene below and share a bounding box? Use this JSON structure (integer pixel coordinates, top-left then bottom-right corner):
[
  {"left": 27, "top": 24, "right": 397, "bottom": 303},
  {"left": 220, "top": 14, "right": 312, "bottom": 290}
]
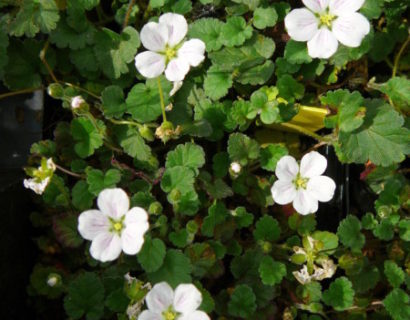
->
[
  {"left": 293, "top": 174, "right": 309, "bottom": 190},
  {"left": 113, "top": 222, "right": 123, "bottom": 232},
  {"left": 319, "top": 14, "right": 335, "bottom": 28},
  {"left": 162, "top": 309, "right": 177, "bottom": 320},
  {"left": 165, "top": 46, "right": 176, "bottom": 61}
]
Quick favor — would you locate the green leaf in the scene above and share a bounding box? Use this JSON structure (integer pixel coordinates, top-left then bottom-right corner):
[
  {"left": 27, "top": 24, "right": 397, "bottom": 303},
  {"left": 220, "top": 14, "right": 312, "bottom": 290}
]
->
[
  {"left": 220, "top": 16, "right": 253, "bottom": 47},
  {"left": 10, "top": 0, "right": 59, "bottom": 37},
  {"left": 137, "top": 237, "right": 166, "bottom": 273},
  {"left": 233, "top": 207, "right": 254, "bottom": 228},
  {"left": 70, "top": 118, "right": 104, "bottom": 158},
  {"left": 253, "top": 216, "right": 281, "bottom": 242},
  {"left": 201, "top": 201, "right": 229, "bottom": 237},
  {"left": 322, "top": 277, "right": 355, "bottom": 311},
  {"left": 277, "top": 74, "right": 305, "bottom": 102},
  {"left": 253, "top": 7, "right": 278, "bottom": 29},
  {"left": 312, "top": 231, "right": 339, "bottom": 252},
  {"left": 350, "top": 265, "right": 380, "bottom": 294},
  {"left": 50, "top": 17, "right": 95, "bottom": 50},
  {"left": 52, "top": 214, "right": 83, "bottom": 248},
  {"left": 147, "top": 249, "right": 192, "bottom": 287},
  {"left": 169, "top": 229, "right": 188, "bottom": 248},
  {"left": 102, "top": 86, "right": 127, "bottom": 119},
  {"left": 64, "top": 272, "right": 104, "bottom": 320},
  {"left": 30, "top": 265, "right": 64, "bottom": 298},
  {"left": 114, "top": 126, "right": 151, "bottom": 161},
  {"left": 284, "top": 40, "right": 312, "bottom": 64},
  {"left": 398, "top": 219, "right": 410, "bottom": 241},
  {"left": 204, "top": 65, "right": 233, "bottom": 100},
  {"left": 86, "top": 168, "right": 121, "bottom": 196},
  {"left": 161, "top": 166, "right": 195, "bottom": 195},
  {"left": 71, "top": 180, "right": 94, "bottom": 211},
  {"left": 228, "top": 284, "right": 257, "bottom": 318},
  {"left": 379, "top": 77, "right": 410, "bottom": 112},
  {"left": 165, "top": 143, "right": 205, "bottom": 173},
  {"left": 373, "top": 218, "right": 395, "bottom": 241},
  {"left": 212, "top": 152, "right": 230, "bottom": 178},
  {"left": 258, "top": 256, "right": 286, "bottom": 286},
  {"left": 105, "top": 289, "right": 129, "bottom": 313},
  {"left": 384, "top": 260, "right": 405, "bottom": 288},
  {"left": 227, "top": 133, "right": 260, "bottom": 166},
  {"left": 94, "top": 26, "right": 140, "bottom": 79},
  {"left": 237, "top": 60, "right": 275, "bottom": 86},
  {"left": 383, "top": 288, "right": 410, "bottom": 320},
  {"left": 126, "top": 77, "right": 171, "bottom": 122},
  {"left": 337, "top": 215, "right": 365, "bottom": 252},
  {"left": 337, "top": 100, "right": 410, "bottom": 166},
  {"left": 69, "top": 47, "right": 99, "bottom": 74},
  {"left": 188, "top": 18, "right": 224, "bottom": 52},
  {"left": 260, "top": 144, "right": 288, "bottom": 172},
  {"left": 361, "top": 212, "right": 378, "bottom": 230}
]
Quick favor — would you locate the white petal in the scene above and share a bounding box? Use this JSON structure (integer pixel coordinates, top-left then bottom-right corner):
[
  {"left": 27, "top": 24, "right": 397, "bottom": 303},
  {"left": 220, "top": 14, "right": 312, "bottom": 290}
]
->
[
  {"left": 307, "top": 175, "right": 336, "bottom": 202},
  {"left": 146, "top": 282, "right": 174, "bottom": 313},
  {"left": 179, "top": 311, "right": 210, "bottom": 320},
  {"left": 121, "top": 208, "right": 149, "bottom": 255},
  {"left": 293, "top": 190, "right": 318, "bottom": 215},
  {"left": 332, "top": 13, "right": 370, "bottom": 48},
  {"left": 90, "top": 232, "right": 122, "bottom": 262},
  {"left": 300, "top": 151, "right": 328, "bottom": 178},
  {"left": 302, "top": 0, "right": 330, "bottom": 13},
  {"left": 173, "top": 284, "right": 202, "bottom": 314},
  {"left": 140, "top": 22, "right": 168, "bottom": 51},
  {"left": 177, "top": 39, "right": 206, "bottom": 67},
  {"left": 135, "top": 51, "right": 166, "bottom": 79},
  {"left": 285, "top": 8, "right": 319, "bottom": 42},
  {"left": 97, "top": 188, "right": 130, "bottom": 219},
  {"left": 138, "top": 311, "right": 162, "bottom": 320},
  {"left": 78, "top": 210, "right": 110, "bottom": 241},
  {"left": 165, "top": 58, "right": 190, "bottom": 82},
  {"left": 170, "top": 80, "right": 183, "bottom": 97},
  {"left": 159, "top": 13, "right": 188, "bottom": 47},
  {"left": 275, "top": 155, "right": 299, "bottom": 182},
  {"left": 271, "top": 180, "right": 297, "bottom": 205},
  {"left": 307, "top": 27, "right": 338, "bottom": 58},
  {"left": 329, "top": 0, "right": 365, "bottom": 15}
]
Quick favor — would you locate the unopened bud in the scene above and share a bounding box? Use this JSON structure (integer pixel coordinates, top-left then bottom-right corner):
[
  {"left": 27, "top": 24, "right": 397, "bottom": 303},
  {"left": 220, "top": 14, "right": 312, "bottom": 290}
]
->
[
  {"left": 71, "top": 96, "right": 85, "bottom": 109},
  {"left": 46, "top": 273, "right": 61, "bottom": 287}
]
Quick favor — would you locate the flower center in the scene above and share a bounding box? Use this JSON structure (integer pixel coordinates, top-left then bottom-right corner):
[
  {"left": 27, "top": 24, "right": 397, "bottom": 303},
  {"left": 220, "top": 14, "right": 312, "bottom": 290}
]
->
[
  {"left": 109, "top": 216, "right": 125, "bottom": 234},
  {"left": 319, "top": 13, "right": 335, "bottom": 28},
  {"left": 293, "top": 173, "right": 309, "bottom": 190},
  {"left": 164, "top": 45, "right": 177, "bottom": 61},
  {"left": 162, "top": 307, "right": 178, "bottom": 320}
]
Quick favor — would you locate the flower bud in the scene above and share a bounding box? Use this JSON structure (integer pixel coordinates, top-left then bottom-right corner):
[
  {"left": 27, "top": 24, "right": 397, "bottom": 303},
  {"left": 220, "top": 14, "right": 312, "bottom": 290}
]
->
[
  {"left": 148, "top": 201, "right": 163, "bottom": 215},
  {"left": 47, "top": 83, "right": 64, "bottom": 99},
  {"left": 46, "top": 273, "right": 61, "bottom": 287},
  {"left": 71, "top": 96, "right": 86, "bottom": 109},
  {"left": 139, "top": 125, "right": 154, "bottom": 141}
]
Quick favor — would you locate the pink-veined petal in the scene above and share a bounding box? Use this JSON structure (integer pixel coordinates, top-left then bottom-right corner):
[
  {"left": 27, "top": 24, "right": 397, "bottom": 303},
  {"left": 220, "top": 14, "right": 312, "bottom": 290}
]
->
[
  {"left": 285, "top": 8, "right": 319, "bottom": 41},
  {"left": 78, "top": 210, "right": 110, "bottom": 241},
  {"left": 293, "top": 190, "right": 318, "bottom": 215},
  {"left": 173, "top": 284, "right": 202, "bottom": 314},
  {"left": 165, "top": 58, "right": 190, "bottom": 82},
  {"left": 121, "top": 207, "right": 149, "bottom": 255},
  {"left": 90, "top": 232, "right": 122, "bottom": 262},
  {"left": 135, "top": 51, "right": 166, "bottom": 79},
  {"left": 177, "top": 39, "right": 206, "bottom": 67},
  {"left": 307, "top": 175, "right": 336, "bottom": 202},
  {"left": 97, "top": 188, "right": 130, "bottom": 219},
  {"left": 138, "top": 310, "right": 162, "bottom": 320},
  {"left": 307, "top": 27, "right": 338, "bottom": 58},
  {"left": 332, "top": 13, "right": 370, "bottom": 47},
  {"left": 329, "top": 0, "right": 366, "bottom": 15},
  {"left": 271, "top": 180, "right": 297, "bottom": 205},
  {"left": 300, "top": 151, "right": 328, "bottom": 178},
  {"left": 275, "top": 155, "right": 299, "bottom": 182},
  {"left": 140, "top": 22, "right": 168, "bottom": 51},
  {"left": 302, "top": 0, "right": 330, "bottom": 13},
  {"left": 159, "top": 13, "right": 188, "bottom": 47},
  {"left": 146, "top": 282, "right": 174, "bottom": 313},
  {"left": 178, "top": 311, "right": 210, "bottom": 320}
]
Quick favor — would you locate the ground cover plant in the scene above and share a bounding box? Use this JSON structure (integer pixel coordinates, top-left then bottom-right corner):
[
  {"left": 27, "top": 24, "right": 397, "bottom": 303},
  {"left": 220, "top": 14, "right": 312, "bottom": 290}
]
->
[{"left": 0, "top": 0, "right": 409, "bottom": 319}]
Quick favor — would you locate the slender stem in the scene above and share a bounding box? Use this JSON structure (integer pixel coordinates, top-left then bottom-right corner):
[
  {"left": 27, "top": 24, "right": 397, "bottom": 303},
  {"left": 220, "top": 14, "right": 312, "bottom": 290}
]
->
[
  {"left": 40, "top": 41, "right": 59, "bottom": 83},
  {"left": 55, "top": 164, "right": 84, "bottom": 179},
  {"left": 123, "top": 0, "right": 136, "bottom": 29},
  {"left": 0, "top": 87, "right": 42, "bottom": 100},
  {"left": 157, "top": 77, "right": 167, "bottom": 122},
  {"left": 393, "top": 36, "right": 410, "bottom": 77},
  {"left": 62, "top": 82, "right": 100, "bottom": 99},
  {"left": 278, "top": 122, "right": 327, "bottom": 142},
  {"left": 108, "top": 118, "right": 142, "bottom": 128}
]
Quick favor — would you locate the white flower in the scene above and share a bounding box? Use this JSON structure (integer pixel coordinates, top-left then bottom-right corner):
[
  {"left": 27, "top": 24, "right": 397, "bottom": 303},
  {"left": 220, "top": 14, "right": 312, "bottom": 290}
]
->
[
  {"left": 24, "top": 176, "right": 50, "bottom": 195},
  {"left": 23, "top": 158, "right": 56, "bottom": 195},
  {"left": 135, "top": 13, "right": 206, "bottom": 82},
  {"left": 230, "top": 162, "right": 242, "bottom": 174},
  {"left": 139, "top": 282, "right": 210, "bottom": 320},
  {"left": 312, "top": 259, "right": 337, "bottom": 280},
  {"left": 271, "top": 151, "right": 336, "bottom": 215},
  {"left": 78, "top": 188, "right": 149, "bottom": 262},
  {"left": 293, "top": 265, "right": 312, "bottom": 285},
  {"left": 285, "top": 0, "right": 370, "bottom": 58},
  {"left": 71, "top": 96, "right": 85, "bottom": 109}
]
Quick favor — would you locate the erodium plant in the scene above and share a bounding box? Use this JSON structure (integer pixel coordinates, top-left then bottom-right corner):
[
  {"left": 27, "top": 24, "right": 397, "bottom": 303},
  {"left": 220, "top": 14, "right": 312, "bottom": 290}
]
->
[{"left": 1, "top": 0, "right": 409, "bottom": 319}]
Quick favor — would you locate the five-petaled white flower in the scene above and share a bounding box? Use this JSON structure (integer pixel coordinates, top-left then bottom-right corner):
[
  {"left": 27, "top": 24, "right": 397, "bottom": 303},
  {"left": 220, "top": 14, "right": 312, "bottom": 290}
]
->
[
  {"left": 285, "top": 0, "right": 370, "bottom": 58},
  {"left": 139, "top": 282, "right": 210, "bottom": 320},
  {"left": 78, "top": 188, "right": 149, "bottom": 262},
  {"left": 271, "top": 151, "right": 336, "bottom": 215},
  {"left": 135, "top": 13, "right": 206, "bottom": 82}
]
